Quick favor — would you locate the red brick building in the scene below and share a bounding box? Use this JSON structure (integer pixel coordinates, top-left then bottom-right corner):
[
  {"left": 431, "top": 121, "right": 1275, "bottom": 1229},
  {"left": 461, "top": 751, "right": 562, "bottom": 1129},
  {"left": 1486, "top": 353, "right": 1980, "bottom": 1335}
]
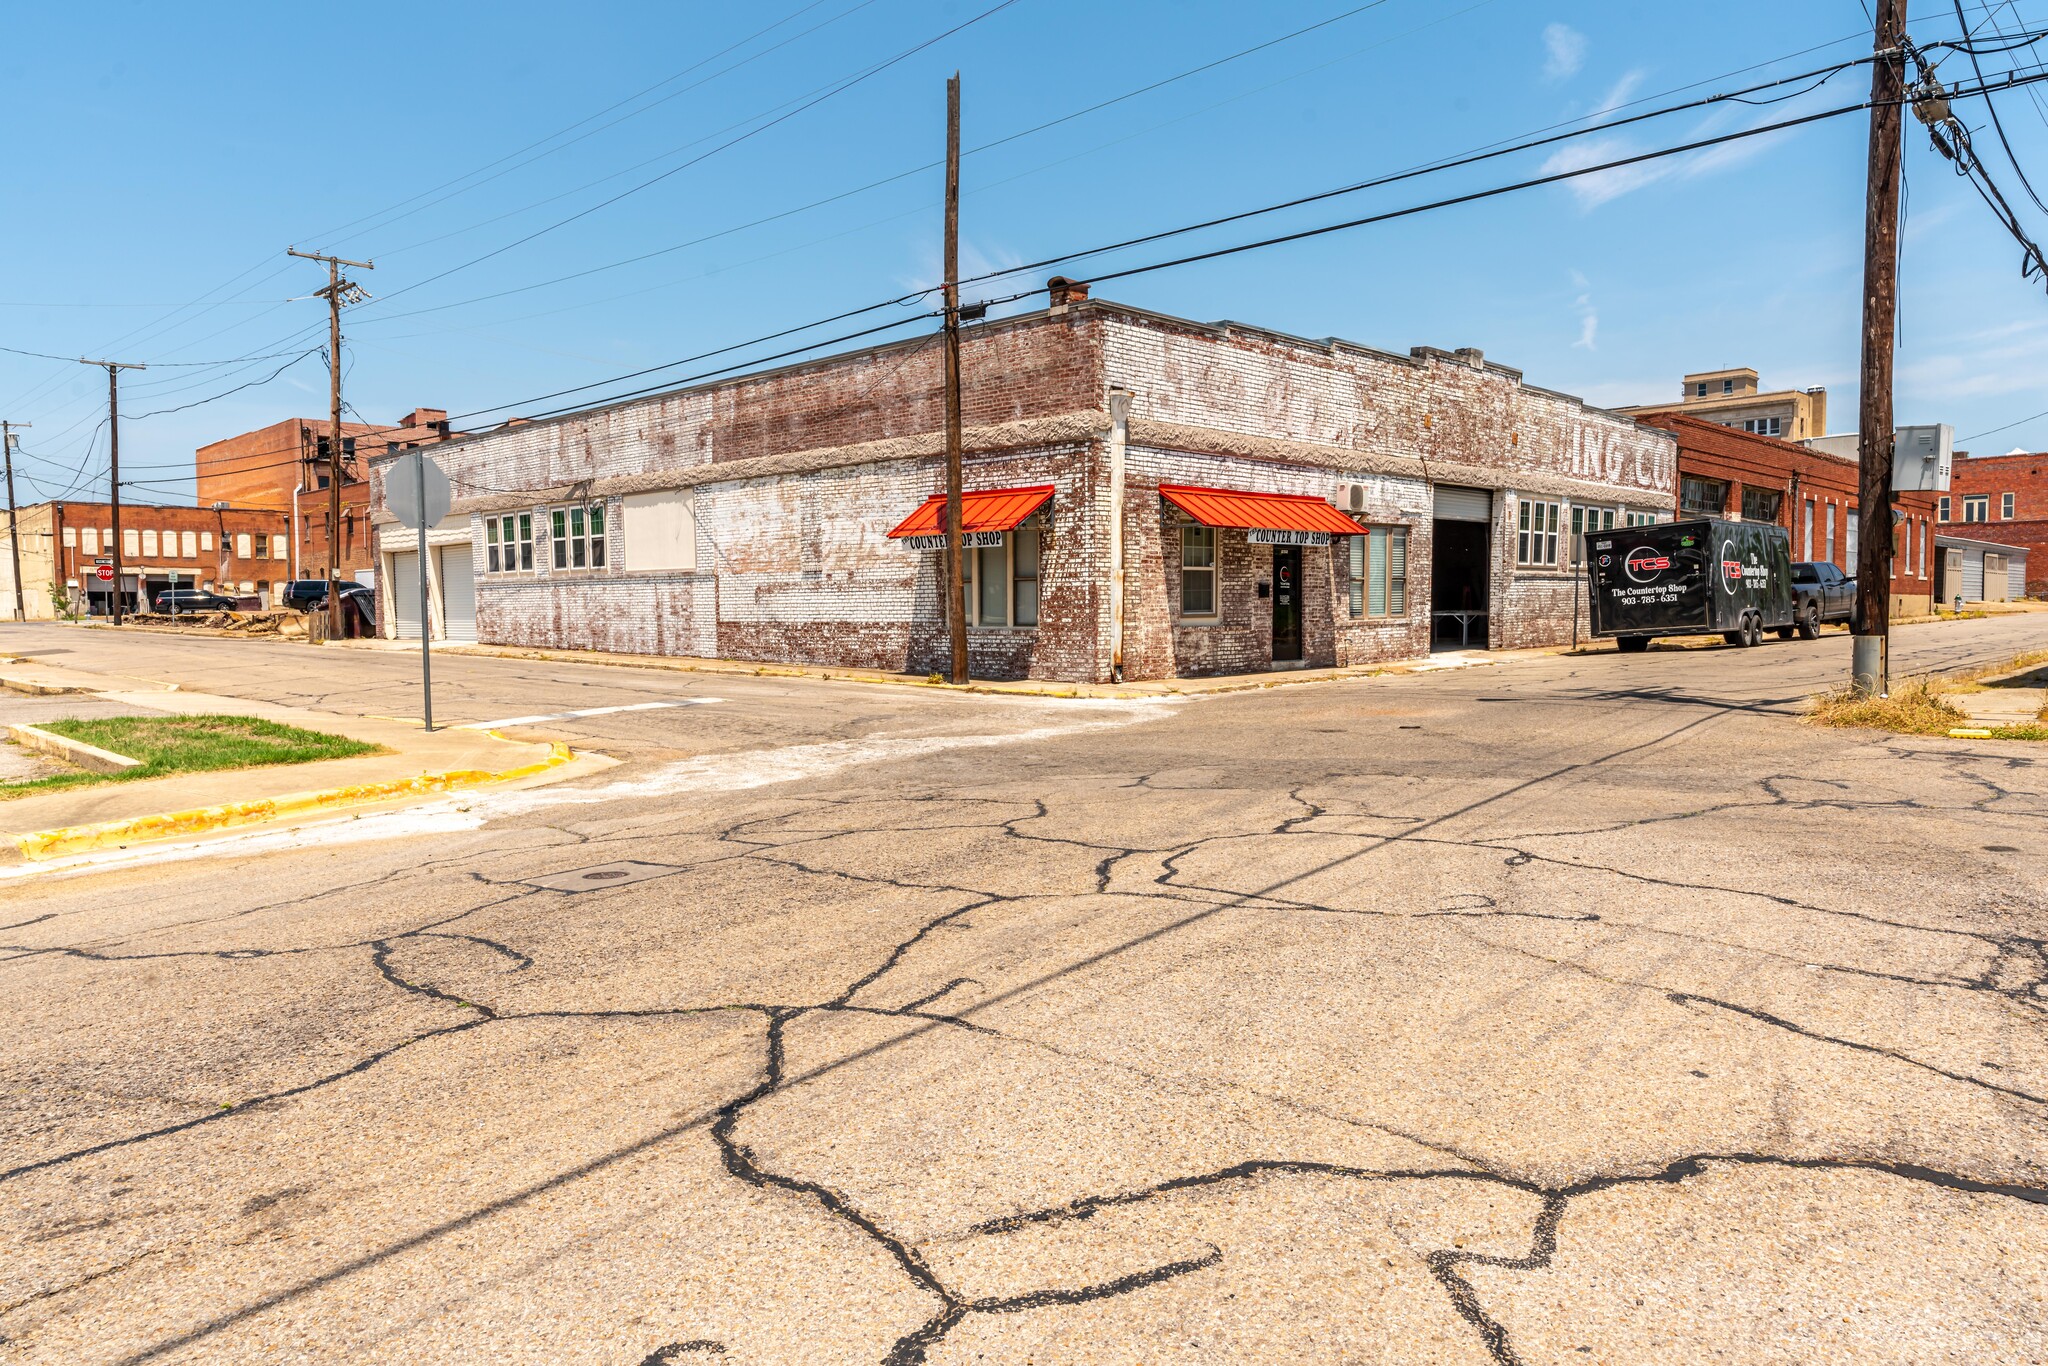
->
[
  {"left": 9, "top": 500, "right": 294, "bottom": 617},
  {"left": 1635, "top": 414, "right": 1939, "bottom": 614},
  {"left": 1945, "top": 449, "right": 2046, "bottom": 596},
  {"left": 370, "top": 288, "right": 1676, "bottom": 677},
  {"left": 196, "top": 407, "right": 453, "bottom": 581}
]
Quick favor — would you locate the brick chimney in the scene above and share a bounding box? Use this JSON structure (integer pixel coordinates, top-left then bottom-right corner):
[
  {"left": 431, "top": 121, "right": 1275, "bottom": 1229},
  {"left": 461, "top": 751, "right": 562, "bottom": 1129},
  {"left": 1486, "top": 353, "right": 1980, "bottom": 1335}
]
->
[{"left": 1047, "top": 276, "right": 1091, "bottom": 313}]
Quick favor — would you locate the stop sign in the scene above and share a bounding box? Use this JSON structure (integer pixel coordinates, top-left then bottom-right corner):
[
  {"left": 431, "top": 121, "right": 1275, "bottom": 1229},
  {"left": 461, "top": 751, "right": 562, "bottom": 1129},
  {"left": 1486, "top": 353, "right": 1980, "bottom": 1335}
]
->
[{"left": 95, "top": 564, "right": 115, "bottom": 583}]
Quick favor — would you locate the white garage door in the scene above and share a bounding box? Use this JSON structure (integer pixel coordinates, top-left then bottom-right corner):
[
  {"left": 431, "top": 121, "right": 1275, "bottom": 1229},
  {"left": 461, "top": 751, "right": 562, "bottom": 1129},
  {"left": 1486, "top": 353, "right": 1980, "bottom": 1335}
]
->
[
  {"left": 391, "top": 552, "right": 423, "bottom": 640},
  {"left": 439, "top": 547, "right": 477, "bottom": 643},
  {"left": 1433, "top": 485, "right": 1493, "bottom": 522}
]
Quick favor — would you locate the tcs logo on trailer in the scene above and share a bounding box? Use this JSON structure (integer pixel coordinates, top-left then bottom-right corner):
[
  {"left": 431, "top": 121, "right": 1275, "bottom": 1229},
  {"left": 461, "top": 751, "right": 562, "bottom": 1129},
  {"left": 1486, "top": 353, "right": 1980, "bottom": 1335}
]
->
[{"left": 1622, "top": 546, "right": 1670, "bottom": 583}]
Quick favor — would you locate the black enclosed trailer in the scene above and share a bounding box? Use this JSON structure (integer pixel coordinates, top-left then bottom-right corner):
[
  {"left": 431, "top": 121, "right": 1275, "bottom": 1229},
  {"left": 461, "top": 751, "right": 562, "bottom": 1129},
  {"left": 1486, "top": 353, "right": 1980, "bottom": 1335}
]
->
[{"left": 1585, "top": 518, "right": 1796, "bottom": 652}]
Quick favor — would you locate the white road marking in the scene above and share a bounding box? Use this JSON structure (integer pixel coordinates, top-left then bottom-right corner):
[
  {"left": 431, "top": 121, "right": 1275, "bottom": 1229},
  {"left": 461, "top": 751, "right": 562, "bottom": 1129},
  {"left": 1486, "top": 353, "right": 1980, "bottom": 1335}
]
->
[{"left": 455, "top": 699, "right": 719, "bottom": 729}]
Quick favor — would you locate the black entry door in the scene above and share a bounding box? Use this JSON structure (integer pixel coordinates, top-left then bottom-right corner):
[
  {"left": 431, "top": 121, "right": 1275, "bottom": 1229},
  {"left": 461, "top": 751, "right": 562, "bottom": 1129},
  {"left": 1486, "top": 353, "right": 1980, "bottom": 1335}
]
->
[{"left": 1271, "top": 546, "right": 1302, "bottom": 662}]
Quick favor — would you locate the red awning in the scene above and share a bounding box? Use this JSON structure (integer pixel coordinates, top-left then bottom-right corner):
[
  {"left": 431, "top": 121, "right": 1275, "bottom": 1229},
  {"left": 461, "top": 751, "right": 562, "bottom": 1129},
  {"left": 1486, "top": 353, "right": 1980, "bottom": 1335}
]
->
[
  {"left": 1158, "top": 484, "right": 1364, "bottom": 535},
  {"left": 887, "top": 484, "right": 1054, "bottom": 539}
]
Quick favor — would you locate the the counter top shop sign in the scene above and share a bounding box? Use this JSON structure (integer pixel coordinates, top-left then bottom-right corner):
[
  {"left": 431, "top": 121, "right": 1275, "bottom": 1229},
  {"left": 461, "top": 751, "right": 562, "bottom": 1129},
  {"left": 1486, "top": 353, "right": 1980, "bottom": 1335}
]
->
[
  {"left": 887, "top": 485, "right": 1055, "bottom": 551},
  {"left": 1157, "top": 485, "right": 1365, "bottom": 544}
]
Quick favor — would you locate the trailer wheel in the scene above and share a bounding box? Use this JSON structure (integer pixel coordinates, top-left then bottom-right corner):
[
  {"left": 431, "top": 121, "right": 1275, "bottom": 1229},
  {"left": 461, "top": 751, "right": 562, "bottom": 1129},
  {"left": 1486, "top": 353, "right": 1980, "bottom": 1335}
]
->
[
  {"left": 1796, "top": 602, "right": 1820, "bottom": 640},
  {"left": 1617, "top": 635, "right": 1650, "bottom": 653},
  {"left": 1746, "top": 613, "right": 1765, "bottom": 648},
  {"left": 1730, "top": 613, "right": 1757, "bottom": 648}
]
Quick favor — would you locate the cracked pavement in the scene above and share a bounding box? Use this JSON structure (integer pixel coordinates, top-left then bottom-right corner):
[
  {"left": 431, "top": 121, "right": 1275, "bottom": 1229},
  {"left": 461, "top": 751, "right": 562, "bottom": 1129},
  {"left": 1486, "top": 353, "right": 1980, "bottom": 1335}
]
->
[{"left": 2, "top": 617, "right": 2046, "bottom": 1364}]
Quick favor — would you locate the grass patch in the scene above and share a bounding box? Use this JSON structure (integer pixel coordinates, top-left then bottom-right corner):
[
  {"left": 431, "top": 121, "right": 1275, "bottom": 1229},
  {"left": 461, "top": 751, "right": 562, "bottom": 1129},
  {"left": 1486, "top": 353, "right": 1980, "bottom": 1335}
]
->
[
  {"left": 1, "top": 715, "right": 381, "bottom": 801},
  {"left": 1808, "top": 649, "right": 2048, "bottom": 741}
]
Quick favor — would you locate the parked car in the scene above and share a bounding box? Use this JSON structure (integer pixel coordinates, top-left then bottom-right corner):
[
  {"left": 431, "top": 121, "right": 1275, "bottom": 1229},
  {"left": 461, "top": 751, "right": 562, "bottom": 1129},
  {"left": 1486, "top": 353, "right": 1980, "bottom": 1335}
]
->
[
  {"left": 1789, "top": 561, "right": 1858, "bottom": 637},
  {"left": 279, "top": 579, "right": 336, "bottom": 611},
  {"left": 152, "top": 588, "right": 239, "bottom": 613},
  {"left": 1585, "top": 518, "right": 1796, "bottom": 652}
]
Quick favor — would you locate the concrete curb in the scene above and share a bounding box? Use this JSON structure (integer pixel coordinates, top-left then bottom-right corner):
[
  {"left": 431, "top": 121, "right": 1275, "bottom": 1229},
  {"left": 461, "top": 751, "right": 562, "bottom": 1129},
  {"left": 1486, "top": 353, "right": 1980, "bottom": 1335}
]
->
[
  {"left": 10, "top": 737, "right": 573, "bottom": 863},
  {"left": 0, "top": 674, "right": 87, "bottom": 696},
  {"left": 6, "top": 724, "right": 141, "bottom": 775}
]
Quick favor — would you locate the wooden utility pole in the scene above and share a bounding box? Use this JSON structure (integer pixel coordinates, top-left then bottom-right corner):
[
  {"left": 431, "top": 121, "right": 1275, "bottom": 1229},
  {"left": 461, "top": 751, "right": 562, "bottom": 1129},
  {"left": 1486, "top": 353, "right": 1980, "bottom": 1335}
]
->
[
  {"left": 1853, "top": 0, "right": 1907, "bottom": 695},
  {"left": 2, "top": 421, "right": 26, "bottom": 622},
  {"left": 942, "top": 73, "right": 968, "bottom": 685},
  {"left": 78, "top": 359, "right": 145, "bottom": 624},
  {"left": 288, "top": 248, "right": 374, "bottom": 641}
]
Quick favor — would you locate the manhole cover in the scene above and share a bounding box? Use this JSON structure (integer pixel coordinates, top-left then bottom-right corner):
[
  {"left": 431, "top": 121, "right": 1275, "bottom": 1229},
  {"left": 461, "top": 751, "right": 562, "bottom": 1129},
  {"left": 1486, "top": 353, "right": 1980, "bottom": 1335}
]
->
[{"left": 523, "top": 861, "right": 685, "bottom": 893}]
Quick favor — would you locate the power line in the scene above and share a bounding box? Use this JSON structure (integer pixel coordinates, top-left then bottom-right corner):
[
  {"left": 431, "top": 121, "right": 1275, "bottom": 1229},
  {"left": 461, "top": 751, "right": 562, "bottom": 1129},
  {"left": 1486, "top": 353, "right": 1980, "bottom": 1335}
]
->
[{"left": 366, "top": 0, "right": 1024, "bottom": 314}]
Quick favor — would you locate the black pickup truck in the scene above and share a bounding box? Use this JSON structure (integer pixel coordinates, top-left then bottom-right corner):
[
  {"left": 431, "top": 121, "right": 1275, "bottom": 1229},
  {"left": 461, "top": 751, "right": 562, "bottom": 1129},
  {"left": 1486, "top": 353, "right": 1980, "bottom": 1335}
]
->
[{"left": 1788, "top": 561, "right": 1857, "bottom": 637}]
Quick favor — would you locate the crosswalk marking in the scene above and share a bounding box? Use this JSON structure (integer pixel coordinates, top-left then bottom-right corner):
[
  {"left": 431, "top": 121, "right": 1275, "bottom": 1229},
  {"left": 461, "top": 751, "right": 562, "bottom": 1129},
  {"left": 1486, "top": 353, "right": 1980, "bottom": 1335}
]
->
[{"left": 457, "top": 698, "right": 721, "bottom": 730}]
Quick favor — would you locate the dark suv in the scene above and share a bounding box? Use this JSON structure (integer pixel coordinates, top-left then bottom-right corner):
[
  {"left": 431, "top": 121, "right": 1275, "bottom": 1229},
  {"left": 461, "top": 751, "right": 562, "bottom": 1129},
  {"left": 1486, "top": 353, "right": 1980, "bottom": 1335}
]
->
[
  {"left": 1788, "top": 561, "right": 1858, "bottom": 636},
  {"left": 153, "top": 588, "right": 239, "bottom": 613},
  {"left": 280, "top": 579, "right": 338, "bottom": 611}
]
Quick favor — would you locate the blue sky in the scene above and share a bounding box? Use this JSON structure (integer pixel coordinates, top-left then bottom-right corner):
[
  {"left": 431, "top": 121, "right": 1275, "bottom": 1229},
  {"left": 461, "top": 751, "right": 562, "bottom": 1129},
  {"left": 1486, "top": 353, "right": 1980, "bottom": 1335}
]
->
[{"left": 4, "top": 0, "right": 2047, "bottom": 505}]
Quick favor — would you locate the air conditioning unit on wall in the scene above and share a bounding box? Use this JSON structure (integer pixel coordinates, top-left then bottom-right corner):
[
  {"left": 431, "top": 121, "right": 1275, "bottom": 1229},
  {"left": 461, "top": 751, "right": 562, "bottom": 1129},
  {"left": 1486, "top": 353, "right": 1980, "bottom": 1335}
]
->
[{"left": 1339, "top": 482, "right": 1365, "bottom": 512}]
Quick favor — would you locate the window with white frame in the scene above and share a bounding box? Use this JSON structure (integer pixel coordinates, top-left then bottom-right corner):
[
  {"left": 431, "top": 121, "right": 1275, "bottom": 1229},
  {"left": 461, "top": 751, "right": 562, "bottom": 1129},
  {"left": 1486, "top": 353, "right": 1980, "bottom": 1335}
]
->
[
  {"left": 487, "top": 512, "right": 534, "bottom": 572},
  {"left": 1938, "top": 496, "right": 1950, "bottom": 522},
  {"left": 1348, "top": 527, "right": 1408, "bottom": 617},
  {"left": 200, "top": 531, "right": 213, "bottom": 552},
  {"left": 124, "top": 528, "right": 139, "bottom": 556},
  {"left": 181, "top": 530, "right": 197, "bottom": 558},
  {"left": 236, "top": 533, "right": 253, "bottom": 559},
  {"left": 1802, "top": 499, "right": 1815, "bottom": 558},
  {"left": 63, "top": 527, "right": 77, "bottom": 548},
  {"left": 550, "top": 503, "right": 606, "bottom": 570},
  {"left": 2002, "top": 492, "right": 2016, "bottom": 519},
  {"left": 1846, "top": 509, "right": 1859, "bottom": 560},
  {"left": 141, "top": 530, "right": 158, "bottom": 557},
  {"left": 1625, "top": 509, "right": 1659, "bottom": 527},
  {"left": 1517, "top": 497, "right": 1560, "bottom": 567},
  {"left": 960, "top": 527, "right": 1042, "bottom": 627},
  {"left": 271, "top": 535, "right": 287, "bottom": 560},
  {"left": 1740, "top": 417, "right": 1784, "bottom": 436},
  {"left": 1824, "top": 504, "right": 1836, "bottom": 562},
  {"left": 1963, "top": 494, "right": 1989, "bottom": 523},
  {"left": 81, "top": 527, "right": 97, "bottom": 554},
  {"left": 1178, "top": 525, "right": 1217, "bottom": 618},
  {"left": 1569, "top": 504, "right": 1616, "bottom": 564}
]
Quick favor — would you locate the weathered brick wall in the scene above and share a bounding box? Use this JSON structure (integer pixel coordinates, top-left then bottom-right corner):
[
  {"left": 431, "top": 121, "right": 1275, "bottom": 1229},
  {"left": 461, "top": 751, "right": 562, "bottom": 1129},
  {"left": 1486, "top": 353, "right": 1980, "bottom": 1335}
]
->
[
  {"left": 1950, "top": 451, "right": 2048, "bottom": 594},
  {"left": 1100, "top": 314, "right": 1673, "bottom": 502}
]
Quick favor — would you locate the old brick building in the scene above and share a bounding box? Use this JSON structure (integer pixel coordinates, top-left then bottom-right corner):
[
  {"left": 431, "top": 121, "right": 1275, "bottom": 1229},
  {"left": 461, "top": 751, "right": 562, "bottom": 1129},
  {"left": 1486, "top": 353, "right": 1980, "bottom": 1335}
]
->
[
  {"left": 1944, "top": 449, "right": 2046, "bottom": 596},
  {"left": 0, "top": 500, "right": 293, "bottom": 617},
  {"left": 370, "top": 289, "right": 1675, "bottom": 679},
  {"left": 197, "top": 407, "right": 452, "bottom": 581},
  {"left": 1635, "top": 414, "right": 1940, "bottom": 615}
]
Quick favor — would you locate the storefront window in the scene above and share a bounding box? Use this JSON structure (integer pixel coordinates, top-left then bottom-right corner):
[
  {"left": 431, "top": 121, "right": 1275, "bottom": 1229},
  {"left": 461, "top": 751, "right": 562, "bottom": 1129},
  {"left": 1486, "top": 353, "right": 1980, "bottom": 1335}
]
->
[
  {"left": 1349, "top": 528, "right": 1407, "bottom": 617},
  {"left": 1180, "top": 526, "right": 1216, "bottom": 617},
  {"left": 1568, "top": 505, "right": 1615, "bottom": 565},
  {"left": 1516, "top": 498, "right": 1560, "bottom": 567},
  {"left": 957, "top": 528, "right": 1041, "bottom": 627},
  {"left": 1740, "top": 486, "right": 1783, "bottom": 522},
  {"left": 1679, "top": 476, "right": 1728, "bottom": 517},
  {"left": 550, "top": 503, "right": 606, "bottom": 570},
  {"left": 488, "top": 512, "right": 534, "bottom": 572}
]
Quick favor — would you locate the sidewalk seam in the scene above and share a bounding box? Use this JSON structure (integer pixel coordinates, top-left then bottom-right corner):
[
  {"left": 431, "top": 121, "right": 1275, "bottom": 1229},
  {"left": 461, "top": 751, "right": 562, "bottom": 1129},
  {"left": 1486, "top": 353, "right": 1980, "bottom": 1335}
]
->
[{"left": 12, "top": 738, "right": 572, "bottom": 863}]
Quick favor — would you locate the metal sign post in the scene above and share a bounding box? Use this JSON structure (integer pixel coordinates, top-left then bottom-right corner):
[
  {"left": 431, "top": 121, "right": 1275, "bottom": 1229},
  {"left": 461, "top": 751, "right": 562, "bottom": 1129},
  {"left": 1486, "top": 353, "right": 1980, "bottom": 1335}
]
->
[{"left": 385, "top": 451, "right": 452, "bottom": 732}]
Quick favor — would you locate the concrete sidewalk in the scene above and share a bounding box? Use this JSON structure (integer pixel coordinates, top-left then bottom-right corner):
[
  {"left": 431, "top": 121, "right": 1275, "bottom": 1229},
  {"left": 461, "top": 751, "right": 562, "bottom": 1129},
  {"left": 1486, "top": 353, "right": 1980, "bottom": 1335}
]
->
[
  {"left": 1, "top": 658, "right": 596, "bottom": 862},
  {"left": 333, "top": 636, "right": 1528, "bottom": 699}
]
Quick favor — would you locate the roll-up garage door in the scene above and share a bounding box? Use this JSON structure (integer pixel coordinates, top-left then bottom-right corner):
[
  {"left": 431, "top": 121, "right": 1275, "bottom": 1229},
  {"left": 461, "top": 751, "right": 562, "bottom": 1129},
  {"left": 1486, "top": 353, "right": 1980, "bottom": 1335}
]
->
[
  {"left": 438, "top": 547, "right": 477, "bottom": 643},
  {"left": 1433, "top": 486, "right": 1493, "bottom": 522},
  {"left": 391, "top": 552, "right": 422, "bottom": 640}
]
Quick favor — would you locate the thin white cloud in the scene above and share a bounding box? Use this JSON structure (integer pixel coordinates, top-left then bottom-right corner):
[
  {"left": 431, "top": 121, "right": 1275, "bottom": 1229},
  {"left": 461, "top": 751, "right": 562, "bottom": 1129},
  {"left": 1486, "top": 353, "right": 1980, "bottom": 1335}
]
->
[
  {"left": 1543, "top": 23, "right": 1587, "bottom": 81},
  {"left": 1592, "top": 68, "right": 1647, "bottom": 116},
  {"left": 1568, "top": 272, "right": 1598, "bottom": 350}
]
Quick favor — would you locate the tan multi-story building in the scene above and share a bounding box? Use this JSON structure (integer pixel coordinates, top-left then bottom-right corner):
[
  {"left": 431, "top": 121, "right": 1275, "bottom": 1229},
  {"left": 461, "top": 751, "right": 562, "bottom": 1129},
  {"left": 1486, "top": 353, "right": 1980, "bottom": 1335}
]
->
[
  {"left": 0, "top": 500, "right": 294, "bottom": 618},
  {"left": 195, "top": 407, "right": 454, "bottom": 582},
  {"left": 1616, "top": 368, "right": 1828, "bottom": 443}
]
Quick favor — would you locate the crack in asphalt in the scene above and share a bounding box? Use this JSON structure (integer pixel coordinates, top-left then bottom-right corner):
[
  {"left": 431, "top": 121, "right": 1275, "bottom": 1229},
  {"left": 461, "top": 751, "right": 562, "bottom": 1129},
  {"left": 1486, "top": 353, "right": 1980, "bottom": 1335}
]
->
[{"left": 6, "top": 665, "right": 2048, "bottom": 1362}]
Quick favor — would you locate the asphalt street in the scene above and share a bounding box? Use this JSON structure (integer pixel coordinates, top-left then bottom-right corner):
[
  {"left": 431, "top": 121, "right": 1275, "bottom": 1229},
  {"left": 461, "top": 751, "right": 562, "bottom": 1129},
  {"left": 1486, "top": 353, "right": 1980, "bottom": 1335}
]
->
[{"left": 2, "top": 615, "right": 2045, "bottom": 1365}]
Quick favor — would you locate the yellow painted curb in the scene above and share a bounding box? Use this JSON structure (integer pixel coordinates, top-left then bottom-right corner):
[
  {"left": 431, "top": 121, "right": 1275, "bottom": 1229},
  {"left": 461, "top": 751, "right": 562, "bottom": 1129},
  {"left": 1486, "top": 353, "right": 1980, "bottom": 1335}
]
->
[{"left": 13, "top": 739, "right": 572, "bottom": 862}]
